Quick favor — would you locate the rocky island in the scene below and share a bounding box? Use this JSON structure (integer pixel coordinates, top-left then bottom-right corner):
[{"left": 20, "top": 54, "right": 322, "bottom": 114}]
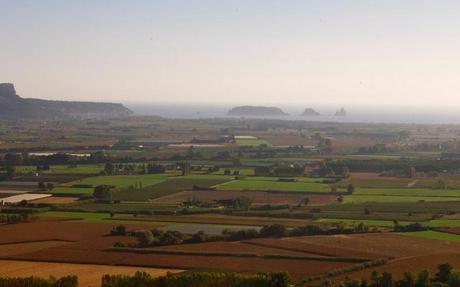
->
[
  {"left": 301, "top": 108, "right": 321, "bottom": 116},
  {"left": 335, "top": 107, "right": 347, "bottom": 116},
  {"left": 227, "top": 106, "right": 288, "bottom": 117},
  {"left": 0, "top": 83, "right": 132, "bottom": 120}
]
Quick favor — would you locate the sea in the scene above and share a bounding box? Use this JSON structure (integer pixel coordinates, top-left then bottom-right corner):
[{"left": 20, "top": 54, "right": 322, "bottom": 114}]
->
[{"left": 125, "top": 103, "right": 460, "bottom": 125}]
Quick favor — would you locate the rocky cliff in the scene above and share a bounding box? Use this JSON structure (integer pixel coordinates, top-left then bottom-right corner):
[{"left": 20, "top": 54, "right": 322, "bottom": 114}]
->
[{"left": 0, "top": 83, "right": 132, "bottom": 120}]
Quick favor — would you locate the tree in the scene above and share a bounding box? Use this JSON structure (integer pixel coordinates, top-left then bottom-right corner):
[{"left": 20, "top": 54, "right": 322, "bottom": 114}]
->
[
  {"left": 137, "top": 230, "right": 154, "bottom": 247},
  {"left": 302, "top": 197, "right": 310, "bottom": 206},
  {"left": 347, "top": 184, "right": 355, "bottom": 194},
  {"left": 93, "top": 185, "right": 113, "bottom": 200},
  {"left": 5, "top": 165, "right": 16, "bottom": 179},
  {"left": 259, "top": 224, "right": 286, "bottom": 238},
  {"left": 110, "top": 225, "right": 126, "bottom": 236},
  {"left": 46, "top": 182, "right": 54, "bottom": 191},
  {"left": 435, "top": 263, "right": 453, "bottom": 284},
  {"left": 104, "top": 163, "right": 114, "bottom": 175}
]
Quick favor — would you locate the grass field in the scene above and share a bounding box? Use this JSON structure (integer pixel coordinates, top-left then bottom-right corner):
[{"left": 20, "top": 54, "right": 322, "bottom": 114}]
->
[
  {"left": 354, "top": 188, "right": 460, "bottom": 197},
  {"left": 16, "top": 164, "right": 104, "bottom": 174},
  {"left": 113, "top": 177, "right": 232, "bottom": 201},
  {"left": 216, "top": 178, "right": 332, "bottom": 193},
  {"left": 343, "top": 195, "right": 460, "bottom": 203},
  {"left": 64, "top": 174, "right": 168, "bottom": 189},
  {"left": 236, "top": 139, "right": 272, "bottom": 147},
  {"left": 49, "top": 187, "right": 94, "bottom": 195},
  {"left": 401, "top": 230, "right": 460, "bottom": 243}
]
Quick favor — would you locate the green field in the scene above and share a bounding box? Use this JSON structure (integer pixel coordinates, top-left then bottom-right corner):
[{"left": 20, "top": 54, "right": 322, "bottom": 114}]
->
[
  {"left": 343, "top": 195, "right": 460, "bottom": 204},
  {"left": 16, "top": 164, "right": 104, "bottom": 174},
  {"left": 426, "top": 219, "right": 460, "bottom": 228},
  {"left": 354, "top": 188, "right": 460, "bottom": 197},
  {"left": 216, "top": 178, "right": 332, "bottom": 193},
  {"left": 236, "top": 139, "right": 272, "bottom": 147},
  {"left": 113, "top": 177, "right": 232, "bottom": 201},
  {"left": 64, "top": 174, "right": 168, "bottom": 189},
  {"left": 401, "top": 230, "right": 460, "bottom": 243},
  {"left": 49, "top": 187, "right": 94, "bottom": 195}
]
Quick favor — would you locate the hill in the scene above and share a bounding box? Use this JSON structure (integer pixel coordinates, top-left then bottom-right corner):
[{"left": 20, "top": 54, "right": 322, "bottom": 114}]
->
[
  {"left": 0, "top": 83, "right": 132, "bottom": 120},
  {"left": 227, "top": 106, "right": 288, "bottom": 117}
]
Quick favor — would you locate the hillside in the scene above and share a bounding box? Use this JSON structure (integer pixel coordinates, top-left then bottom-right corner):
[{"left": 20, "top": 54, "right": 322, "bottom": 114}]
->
[
  {"left": 227, "top": 106, "right": 288, "bottom": 117},
  {"left": 0, "top": 83, "right": 132, "bottom": 120}
]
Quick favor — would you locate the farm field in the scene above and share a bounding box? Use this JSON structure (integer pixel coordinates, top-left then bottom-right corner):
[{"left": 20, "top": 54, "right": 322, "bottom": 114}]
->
[
  {"left": 400, "top": 230, "right": 460, "bottom": 243},
  {"left": 64, "top": 174, "right": 169, "bottom": 189},
  {"left": 216, "top": 179, "right": 332, "bottom": 193},
  {"left": 0, "top": 260, "right": 181, "bottom": 287},
  {"left": 30, "top": 196, "right": 79, "bottom": 204},
  {"left": 0, "top": 220, "right": 355, "bottom": 282},
  {"left": 115, "top": 213, "right": 316, "bottom": 228},
  {"left": 113, "top": 177, "right": 232, "bottom": 201},
  {"left": 354, "top": 187, "right": 460, "bottom": 197},
  {"left": 152, "top": 189, "right": 337, "bottom": 206},
  {"left": 343, "top": 194, "right": 460, "bottom": 203},
  {"left": 235, "top": 139, "right": 272, "bottom": 147},
  {"left": 0, "top": 193, "right": 51, "bottom": 203},
  {"left": 16, "top": 164, "right": 104, "bottom": 175},
  {"left": 5, "top": 114, "right": 460, "bottom": 285}
]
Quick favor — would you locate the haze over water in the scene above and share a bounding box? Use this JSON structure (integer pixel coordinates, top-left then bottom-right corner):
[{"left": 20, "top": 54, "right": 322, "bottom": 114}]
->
[{"left": 126, "top": 103, "right": 460, "bottom": 125}]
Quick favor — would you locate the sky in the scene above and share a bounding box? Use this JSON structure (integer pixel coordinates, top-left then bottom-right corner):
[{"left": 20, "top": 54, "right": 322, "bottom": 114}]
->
[{"left": 2, "top": 0, "right": 460, "bottom": 107}]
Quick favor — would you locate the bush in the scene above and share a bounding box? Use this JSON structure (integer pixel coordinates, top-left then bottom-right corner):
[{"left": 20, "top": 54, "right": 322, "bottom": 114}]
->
[
  {"left": 0, "top": 275, "right": 77, "bottom": 287},
  {"left": 110, "top": 225, "right": 126, "bottom": 236},
  {"left": 259, "top": 224, "right": 286, "bottom": 238},
  {"left": 101, "top": 271, "right": 291, "bottom": 287}
]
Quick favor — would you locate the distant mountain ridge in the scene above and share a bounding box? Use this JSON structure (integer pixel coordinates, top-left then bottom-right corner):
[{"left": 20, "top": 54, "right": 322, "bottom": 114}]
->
[
  {"left": 0, "top": 83, "right": 132, "bottom": 120},
  {"left": 227, "top": 105, "right": 288, "bottom": 117}
]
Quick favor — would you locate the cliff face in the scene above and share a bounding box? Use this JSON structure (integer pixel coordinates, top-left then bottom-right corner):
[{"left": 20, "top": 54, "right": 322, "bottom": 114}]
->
[{"left": 0, "top": 83, "right": 133, "bottom": 120}]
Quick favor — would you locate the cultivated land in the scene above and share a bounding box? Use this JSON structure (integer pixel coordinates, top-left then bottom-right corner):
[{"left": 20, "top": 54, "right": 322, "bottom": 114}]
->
[
  {"left": 0, "top": 260, "right": 179, "bottom": 287},
  {"left": 3, "top": 117, "right": 460, "bottom": 284}
]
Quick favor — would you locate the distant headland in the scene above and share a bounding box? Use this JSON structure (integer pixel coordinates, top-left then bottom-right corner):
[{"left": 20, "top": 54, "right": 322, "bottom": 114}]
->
[{"left": 0, "top": 83, "right": 132, "bottom": 120}]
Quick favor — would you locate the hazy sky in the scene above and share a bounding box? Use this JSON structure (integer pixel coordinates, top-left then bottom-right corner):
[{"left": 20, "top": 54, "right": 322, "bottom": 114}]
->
[{"left": 2, "top": 0, "right": 460, "bottom": 107}]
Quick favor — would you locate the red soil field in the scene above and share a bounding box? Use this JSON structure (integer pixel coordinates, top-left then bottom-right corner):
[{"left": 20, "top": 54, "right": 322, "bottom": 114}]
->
[
  {"left": 245, "top": 238, "right": 382, "bottom": 259},
  {"left": 287, "top": 233, "right": 460, "bottom": 258},
  {"left": 152, "top": 241, "right": 308, "bottom": 256},
  {"left": 435, "top": 227, "right": 460, "bottom": 235},
  {"left": 0, "top": 221, "right": 353, "bottom": 282}
]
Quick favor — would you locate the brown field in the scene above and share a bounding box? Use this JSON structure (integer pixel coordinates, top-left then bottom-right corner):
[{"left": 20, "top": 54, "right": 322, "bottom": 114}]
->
[
  {"left": 333, "top": 254, "right": 460, "bottom": 282},
  {"left": 435, "top": 227, "right": 460, "bottom": 235},
  {"left": 30, "top": 196, "right": 79, "bottom": 204},
  {"left": 152, "top": 241, "right": 311, "bottom": 256},
  {"left": 245, "top": 238, "right": 382, "bottom": 259},
  {"left": 0, "top": 241, "right": 71, "bottom": 257},
  {"left": 0, "top": 221, "right": 352, "bottom": 282},
  {"left": 118, "top": 213, "right": 316, "bottom": 228},
  {"left": 0, "top": 260, "right": 180, "bottom": 287},
  {"left": 287, "top": 233, "right": 460, "bottom": 258},
  {"left": 152, "top": 190, "right": 337, "bottom": 206},
  {"left": 3, "top": 221, "right": 460, "bottom": 283}
]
